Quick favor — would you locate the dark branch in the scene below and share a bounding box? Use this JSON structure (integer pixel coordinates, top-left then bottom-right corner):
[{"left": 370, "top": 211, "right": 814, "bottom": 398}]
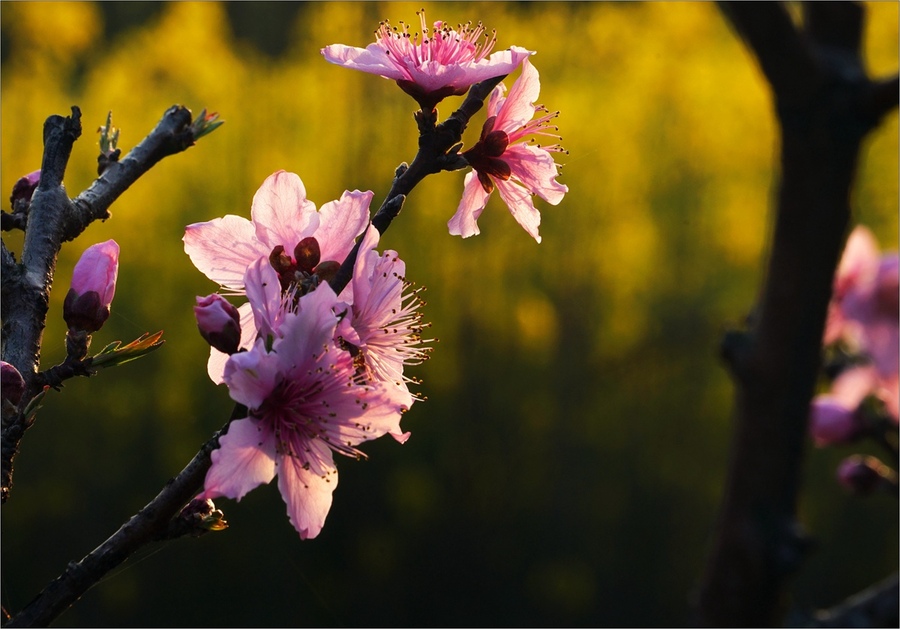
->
[
  {"left": 5, "top": 421, "right": 232, "bottom": 628},
  {"left": 1, "top": 105, "right": 204, "bottom": 505},
  {"left": 718, "top": 2, "right": 821, "bottom": 107},
  {"left": 807, "top": 573, "right": 899, "bottom": 627},
  {"left": 697, "top": 3, "right": 892, "bottom": 625},
  {"left": 329, "top": 74, "right": 506, "bottom": 295}
]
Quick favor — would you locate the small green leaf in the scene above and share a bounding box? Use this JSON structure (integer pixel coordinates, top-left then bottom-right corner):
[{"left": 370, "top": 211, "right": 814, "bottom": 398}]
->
[{"left": 90, "top": 331, "right": 165, "bottom": 370}]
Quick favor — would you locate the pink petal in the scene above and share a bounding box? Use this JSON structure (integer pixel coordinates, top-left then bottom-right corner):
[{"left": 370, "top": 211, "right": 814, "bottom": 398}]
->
[
  {"left": 223, "top": 341, "right": 283, "bottom": 409},
  {"left": 320, "top": 43, "right": 406, "bottom": 81},
  {"left": 250, "top": 171, "right": 319, "bottom": 252},
  {"left": 316, "top": 189, "right": 373, "bottom": 263},
  {"left": 71, "top": 240, "right": 119, "bottom": 306},
  {"left": 275, "top": 283, "right": 341, "bottom": 369},
  {"left": 201, "top": 418, "right": 277, "bottom": 501},
  {"left": 493, "top": 56, "right": 541, "bottom": 132},
  {"left": 321, "top": 380, "right": 408, "bottom": 447},
  {"left": 835, "top": 226, "right": 880, "bottom": 298},
  {"left": 495, "top": 178, "right": 542, "bottom": 243},
  {"left": 448, "top": 172, "right": 491, "bottom": 238},
  {"left": 207, "top": 303, "right": 255, "bottom": 385},
  {"left": 244, "top": 259, "right": 284, "bottom": 340},
  {"left": 504, "top": 143, "right": 569, "bottom": 205},
  {"left": 184, "top": 215, "right": 267, "bottom": 290},
  {"left": 829, "top": 365, "right": 878, "bottom": 408},
  {"left": 277, "top": 439, "right": 338, "bottom": 539}
]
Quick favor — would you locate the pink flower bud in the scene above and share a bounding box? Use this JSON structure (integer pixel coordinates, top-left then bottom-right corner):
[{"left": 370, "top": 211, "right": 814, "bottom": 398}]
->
[
  {"left": 1, "top": 361, "right": 25, "bottom": 407},
  {"left": 194, "top": 294, "right": 241, "bottom": 355},
  {"left": 9, "top": 170, "right": 40, "bottom": 209},
  {"left": 809, "top": 396, "right": 862, "bottom": 446},
  {"left": 63, "top": 240, "right": 119, "bottom": 333},
  {"left": 836, "top": 455, "right": 896, "bottom": 494}
]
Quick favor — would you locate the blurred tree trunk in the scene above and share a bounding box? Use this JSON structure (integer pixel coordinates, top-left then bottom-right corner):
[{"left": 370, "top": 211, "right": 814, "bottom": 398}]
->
[{"left": 695, "top": 3, "right": 899, "bottom": 626}]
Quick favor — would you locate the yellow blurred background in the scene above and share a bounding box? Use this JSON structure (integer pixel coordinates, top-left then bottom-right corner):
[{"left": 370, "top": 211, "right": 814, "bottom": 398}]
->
[{"left": 2, "top": 2, "right": 897, "bottom": 626}]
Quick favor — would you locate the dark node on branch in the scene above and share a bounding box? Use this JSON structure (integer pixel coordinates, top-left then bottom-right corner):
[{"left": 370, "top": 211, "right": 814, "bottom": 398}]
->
[
  {"left": 1, "top": 211, "right": 27, "bottom": 232},
  {"left": 97, "top": 148, "right": 121, "bottom": 176},
  {"left": 773, "top": 519, "right": 814, "bottom": 577},
  {"left": 719, "top": 327, "right": 752, "bottom": 376},
  {"left": 372, "top": 194, "right": 406, "bottom": 235}
]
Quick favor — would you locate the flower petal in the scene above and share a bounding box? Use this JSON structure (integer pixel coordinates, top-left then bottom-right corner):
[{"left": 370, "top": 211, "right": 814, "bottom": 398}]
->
[
  {"left": 250, "top": 171, "right": 319, "bottom": 252},
  {"left": 321, "top": 43, "right": 406, "bottom": 81},
  {"left": 316, "top": 189, "right": 373, "bottom": 263},
  {"left": 494, "top": 178, "right": 542, "bottom": 243},
  {"left": 504, "top": 143, "right": 568, "bottom": 205},
  {"left": 200, "top": 417, "right": 277, "bottom": 501},
  {"left": 494, "top": 55, "right": 541, "bottom": 132},
  {"left": 223, "top": 340, "right": 282, "bottom": 410},
  {"left": 277, "top": 439, "right": 338, "bottom": 539},
  {"left": 448, "top": 171, "right": 491, "bottom": 238},
  {"left": 184, "top": 215, "right": 267, "bottom": 290}
]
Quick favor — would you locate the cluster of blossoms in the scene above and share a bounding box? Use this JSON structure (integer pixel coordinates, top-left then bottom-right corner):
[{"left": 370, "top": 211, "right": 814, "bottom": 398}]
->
[
  {"left": 322, "top": 9, "right": 568, "bottom": 243},
  {"left": 808, "top": 226, "right": 899, "bottom": 494},
  {"left": 185, "top": 172, "right": 430, "bottom": 539},
  {"left": 184, "top": 10, "right": 567, "bottom": 539}
]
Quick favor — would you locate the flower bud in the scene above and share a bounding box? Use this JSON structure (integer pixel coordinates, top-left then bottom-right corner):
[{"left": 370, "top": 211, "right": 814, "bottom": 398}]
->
[
  {"left": 809, "top": 397, "right": 862, "bottom": 446},
  {"left": 1, "top": 361, "right": 25, "bottom": 407},
  {"left": 194, "top": 294, "right": 241, "bottom": 355},
  {"left": 836, "top": 455, "right": 897, "bottom": 494},
  {"left": 63, "top": 240, "right": 119, "bottom": 333},
  {"left": 10, "top": 170, "right": 40, "bottom": 209}
]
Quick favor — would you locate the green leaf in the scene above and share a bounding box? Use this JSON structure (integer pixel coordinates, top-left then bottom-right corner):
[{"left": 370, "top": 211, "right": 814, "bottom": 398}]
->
[{"left": 90, "top": 331, "right": 165, "bottom": 370}]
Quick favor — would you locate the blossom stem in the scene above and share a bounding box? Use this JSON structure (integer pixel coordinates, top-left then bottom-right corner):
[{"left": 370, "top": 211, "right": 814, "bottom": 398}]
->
[{"left": 329, "top": 74, "right": 507, "bottom": 295}]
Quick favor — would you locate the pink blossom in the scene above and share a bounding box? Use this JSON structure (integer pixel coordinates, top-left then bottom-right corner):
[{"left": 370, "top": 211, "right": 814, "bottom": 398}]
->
[
  {"left": 9, "top": 170, "right": 40, "bottom": 208},
  {"left": 183, "top": 170, "right": 371, "bottom": 294},
  {"left": 199, "top": 261, "right": 409, "bottom": 539},
  {"left": 336, "top": 226, "right": 432, "bottom": 443},
  {"left": 825, "top": 226, "right": 899, "bottom": 379},
  {"left": 1, "top": 361, "right": 25, "bottom": 407},
  {"left": 321, "top": 10, "right": 533, "bottom": 111},
  {"left": 809, "top": 366, "right": 875, "bottom": 446},
  {"left": 449, "top": 58, "right": 568, "bottom": 243},
  {"left": 63, "top": 239, "right": 119, "bottom": 333},
  {"left": 194, "top": 294, "right": 242, "bottom": 355}
]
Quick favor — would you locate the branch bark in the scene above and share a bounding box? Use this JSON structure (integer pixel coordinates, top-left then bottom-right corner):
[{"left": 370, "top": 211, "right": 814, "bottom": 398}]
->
[
  {"left": 1, "top": 105, "right": 200, "bottom": 504},
  {"left": 5, "top": 423, "right": 230, "bottom": 628},
  {"left": 329, "top": 75, "right": 505, "bottom": 295},
  {"left": 696, "top": 3, "right": 898, "bottom": 625}
]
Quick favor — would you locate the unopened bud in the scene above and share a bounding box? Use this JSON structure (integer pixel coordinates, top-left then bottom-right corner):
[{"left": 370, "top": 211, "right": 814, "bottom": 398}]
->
[
  {"left": 63, "top": 240, "right": 119, "bottom": 333},
  {"left": 195, "top": 294, "right": 241, "bottom": 355},
  {"left": 10, "top": 170, "right": 40, "bottom": 210},
  {"left": 809, "top": 397, "right": 863, "bottom": 446},
  {"left": 836, "top": 455, "right": 897, "bottom": 494},
  {"left": 1, "top": 361, "right": 25, "bottom": 407}
]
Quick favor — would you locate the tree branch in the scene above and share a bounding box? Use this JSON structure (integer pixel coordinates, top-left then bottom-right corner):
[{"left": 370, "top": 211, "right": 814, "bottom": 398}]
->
[
  {"left": 696, "top": 3, "right": 898, "bottom": 625},
  {"left": 1, "top": 105, "right": 204, "bottom": 504},
  {"left": 329, "top": 74, "right": 505, "bottom": 295},
  {"left": 807, "top": 573, "right": 899, "bottom": 627},
  {"left": 5, "top": 420, "right": 232, "bottom": 628}
]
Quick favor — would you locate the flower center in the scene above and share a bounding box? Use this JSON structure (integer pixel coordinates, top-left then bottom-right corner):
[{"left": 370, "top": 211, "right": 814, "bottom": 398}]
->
[
  {"left": 268, "top": 237, "right": 340, "bottom": 293},
  {"left": 462, "top": 116, "right": 511, "bottom": 193}
]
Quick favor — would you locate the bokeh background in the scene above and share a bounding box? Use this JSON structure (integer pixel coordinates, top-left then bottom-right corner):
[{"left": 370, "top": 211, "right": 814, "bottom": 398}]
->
[{"left": 1, "top": 2, "right": 897, "bottom": 626}]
